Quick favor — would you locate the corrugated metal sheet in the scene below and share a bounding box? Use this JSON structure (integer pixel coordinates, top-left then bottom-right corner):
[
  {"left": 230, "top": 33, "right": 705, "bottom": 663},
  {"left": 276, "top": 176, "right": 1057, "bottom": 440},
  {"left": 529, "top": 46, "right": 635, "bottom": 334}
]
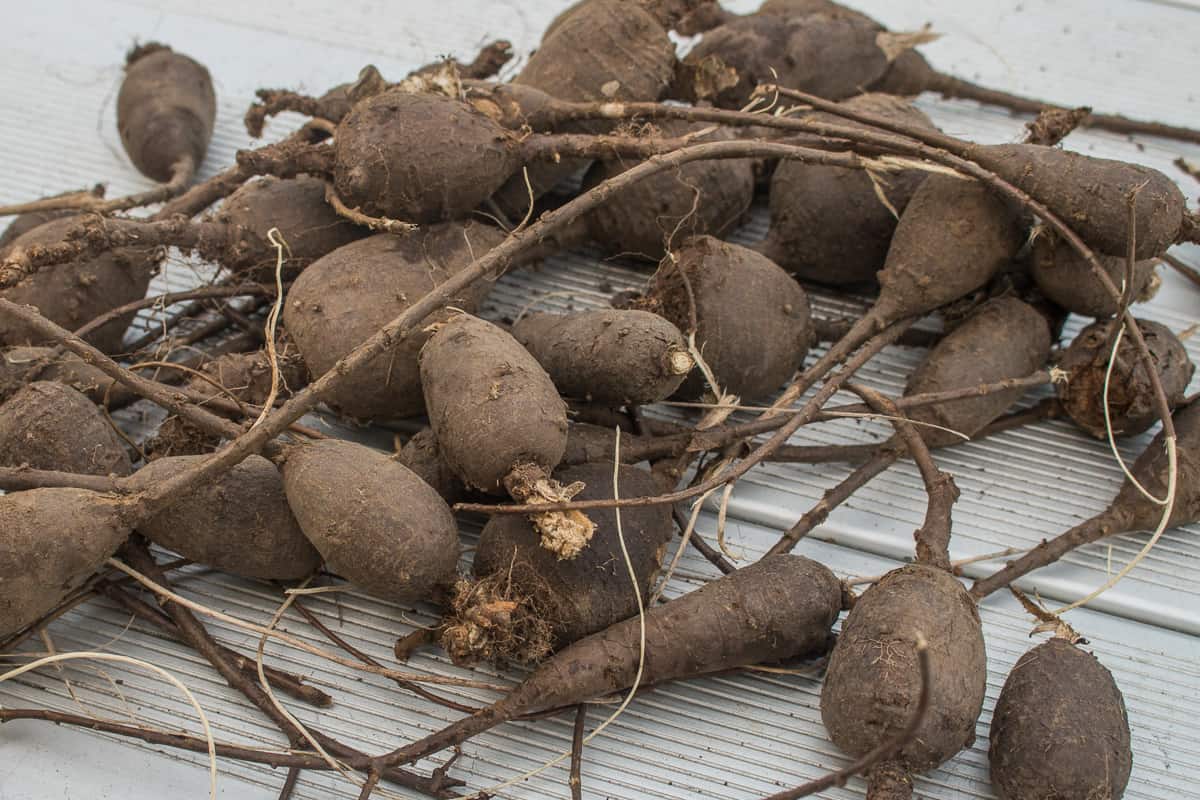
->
[{"left": 2, "top": 0, "right": 1199, "bottom": 798}]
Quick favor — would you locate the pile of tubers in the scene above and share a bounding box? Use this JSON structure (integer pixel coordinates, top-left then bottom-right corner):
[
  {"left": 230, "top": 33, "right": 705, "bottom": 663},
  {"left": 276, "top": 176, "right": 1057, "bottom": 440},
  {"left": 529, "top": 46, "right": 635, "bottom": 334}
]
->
[{"left": 2, "top": 2, "right": 1199, "bottom": 799}]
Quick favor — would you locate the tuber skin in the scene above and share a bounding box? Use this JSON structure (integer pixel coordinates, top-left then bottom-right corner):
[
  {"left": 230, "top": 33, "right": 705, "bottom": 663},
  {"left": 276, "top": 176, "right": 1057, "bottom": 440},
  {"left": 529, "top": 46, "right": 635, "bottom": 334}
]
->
[
  {"left": 0, "top": 488, "right": 130, "bottom": 638},
  {"left": 280, "top": 438, "right": 459, "bottom": 603},
  {"left": 284, "top": 223, "right": 503, "bottom": 420},
  {"left": 420, "top": 314, "right": 570, "bottom": 493},
  {"left": 646, "top": 235, "right": 812, "bottom": 402},
  {"left": 493, "top": 0, "right": 678, "bottom": 217},
  {"left": 374, "top": 554, "right": 842, "bottom": 767},
  {"left": 969, "top": 145, "right": 1186, "bottom": 260},
  {"left": 399, "top": 422, "right": 650, "bottom": 503},
  {"left": 1, "top": 217, "right": 160, "bottom": 354},
  {"left": 117, "top": 43, "right": 216, "bottom": 183},
  {"left": 970, "top": 399, "right": 1200, "bottom": 600},
  {"left": 821, "top": 565, "right": 987, "bottom": 800},
  {"left": 442, "top": 462, "right": 673, "bottom": 666},
  {"left": 759, "top": 94, "right": 936, "bottom": 287},
  {"left": 212, "top": 175, "right": 368, "bottom": 279},
  {"left": 1057, "top": 318, "right": 1193, "bottom": 439},
  {"left": 677, "top": 8, "right": 890, "bottom": 109},
  {"left": 189, "top": 348, "right": 308, "bottom": 407},
  {"left": 0, "top": 381, "right": 131, "bottom": 477},
  {"left": 126, "top": 454, "right": 321, "bottom": 581},
  {"left": 989, "top": 636, "right": 1132, "bottom": 800},
  {"left": 1030, "top": 231, "right": 1158, "bottom": 318},
  {"left": 0, "top": 209, "right": 79, "bottom": 253},
  {"left": 145, "top": 347, "right": 309, "bottom": 460},
  {"left": 0, "top": 176, "right": 365, "bottom": 282},
  {"left": 684, "top": 2, "right": 1200, "bottom": 146},
  {"left": 580, "top": 121, "right": 755, "bottom": 261},
  {"left": 396, "top": 427, "right": 465, "bottom": 504},
  {"left": 904, "top": 297, "right": 1052, "bottom": 449},
  {"left": 0, "top": 345, "right": 122, "bottom": 405},
  {"left": 332, "top": 91, "right": 521, "bottom": 224},
  {"left": 420, "top": 314, "right": 595, "bottom": 558},
  {"left": 792, "top": 172, "right": 1027, "bottom": 406},
  {"left": 511, "top": 309, "right": 694, "bottom": 405}
]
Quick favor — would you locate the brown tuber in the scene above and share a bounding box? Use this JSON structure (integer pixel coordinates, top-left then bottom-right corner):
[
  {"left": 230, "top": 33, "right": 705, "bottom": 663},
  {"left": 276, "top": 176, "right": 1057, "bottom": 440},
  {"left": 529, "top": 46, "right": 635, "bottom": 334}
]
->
[
  {"left": 904, "top": 297, "right": 1052, "bottom": 448},
  {"left": 580, "top": 121, "right": 755, "bottom": 261},
  {"left": 0, "top": 381, "right": 131, "bottom": 477},
  {"left": 1, "top": 217, "right": 159, "bottom": 354},
  {"left": 989, "top": 636, "right": 1132, "bottom": 800},
  {"left": 333, "top": 91, "right": 520, "bottom": 223},
  {"left": 442, "top": 462, "right": 673, "bottom": 666},
  {"left": 0, "top": 488, "right": 130, "bottom": 638},
  {"left": 284, "top": 223, "right": 503, "bottom": 420},
  {"left": 128, "top": 455, "right": 321, "bottom": 581},
  {"left": 118, "top": 43, "right": 216, "bottom": 183},
  {"left": 280, "top": 439, "right": 459, "bottom": 602},
  {"left": 821, "top": 565, "right": 987, "bottom": 799},
  {"left": 420, "top": 313, "right": 594, "bottom": 558},
  {"left": 1057, "top": 318, "right": 1193, "bottom": 439},
  {"left": 212, "top": 176, "right": 368, "bottom": 279},
  {"left": 511, "top": 309, "right": 694, "bottom": 405},
  {"left": 0, "top": 346, "right": 121, "bottom": 405},
  {"left": 494, "top": 0, "right": 678, "bottom": 216},
  {"left": 1030, "top": 231, "right": 1158, "bottom": 318},
  {"left": 374, "top": 554, "right": 842, "bottom": 767},
  {"left": 646, "top": 236, "right": 812, "bottom": 402},
  {"left": 759, "top": 94, "right": 936, "bottom": 287}
]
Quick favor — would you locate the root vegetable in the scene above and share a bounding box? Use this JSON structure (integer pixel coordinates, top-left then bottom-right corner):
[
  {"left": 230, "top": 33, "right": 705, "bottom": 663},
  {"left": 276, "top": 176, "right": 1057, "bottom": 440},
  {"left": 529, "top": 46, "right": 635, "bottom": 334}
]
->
[
  {"left": 0, "top": 381, "right": 131, "bottom": 477},
  {"left": 0, "top": 210, "right": 78, "bottom": 253},
  {"left": 192, "top": 348, "right": 308, "bottom": 405},
  {"left": 1031, "top": 232, "right": 1158, "bottom": 317},
  {"left": 0, "top": 175, "right": 368, "bottom": 281},
  {"left": 759, "top": 94, "right": 936, "bottom": 286},
  {"left": 821, "top": 564, "right": 987, "bottom": 799},
  {"left": 420, "top": 314, "right": 594, "bottom": 558},
  {"left": 127, "top": 454, "right": 321, "bottom": 581},
  {"left": 145, "top": 348, "right": 308, "bottom": 459},
  {"left": 511, "top": 309, "right": 694, "bottom": 405},
  {"left": 332, "top": 91, "right": 520, "bottom": 223},
  {"left": 280, "top": 438, "right": 459, "bottom": 602},
  {"left": 442, "top": 462, "right": 673, "bottom": 665},
  {"left": 375, "top": 554, "right": 842, "bottom": 767},
  {"left": 970, "top": 399, "right": 1200, "bottom": 599},
  {"left": 0, "top": 488, "right": 129, "bottom": 637},
  {"left": 212, "top": 176, "right": 367, "bottom": 279},
  {"left": 989, "top": 636, "right": 1132, "bottom": 800},
  {"left": 0, "top": 346, "right": 120, "bottom": 404},
  {"left": 686, "top": 3, "right": 1200, "bottom": 146},
  {"left": 580, "top": 121, "right": 754, "bottom": 261},
  {"left": 644, "top": 235, "right": 812, "bottom": 401},
  {"left": 969, "top": 146, "right": 1185, "bottom": 259},
  {"left": 1057, "top": 318, "right": 1193, "bottom": 438},
  {"left": 493, "top": 0, "right": 677, "bottom": 217},
  {"left": 284, "top": 223, "right": 503, "bottom": 420},
  {"left": 905, "top": 297, "right": 1052, "bottom": 448},
  {"left": 677, "top": 9, "right": 889, "bottom": 109},
  {"left": 117, "top": 43, "right": 216, "bottom": 183},
  {"left": 397, "top": 427, "right": 464, "bottom": 503},
  {"left": 1, "top": 218, "right": 159, "bottom": 354},
  {"left": 790, "top": 173, "right": 1026, "bottom": 409}
]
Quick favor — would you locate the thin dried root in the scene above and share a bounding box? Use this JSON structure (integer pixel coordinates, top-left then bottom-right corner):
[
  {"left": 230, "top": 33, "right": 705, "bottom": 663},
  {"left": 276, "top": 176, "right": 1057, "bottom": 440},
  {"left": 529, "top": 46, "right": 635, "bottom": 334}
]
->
[
  {"left": 324, "top": 183, "right": 416, "bottom": 234},
  {"left": 439, "top": 576, "right": 553, "bottom": 667},
  {"left": 0, "top": 157, "right": 193, "bottom": 217},
  {"left": 504, "top": 463, "right": 597, "bottom": 559}
]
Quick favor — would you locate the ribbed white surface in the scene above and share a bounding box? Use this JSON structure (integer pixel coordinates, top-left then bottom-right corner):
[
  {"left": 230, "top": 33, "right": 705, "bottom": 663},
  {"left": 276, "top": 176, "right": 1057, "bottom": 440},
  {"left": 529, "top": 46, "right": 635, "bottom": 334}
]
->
[{"left": 2, "top": 1, "right": 1200, "bottom": 798}]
